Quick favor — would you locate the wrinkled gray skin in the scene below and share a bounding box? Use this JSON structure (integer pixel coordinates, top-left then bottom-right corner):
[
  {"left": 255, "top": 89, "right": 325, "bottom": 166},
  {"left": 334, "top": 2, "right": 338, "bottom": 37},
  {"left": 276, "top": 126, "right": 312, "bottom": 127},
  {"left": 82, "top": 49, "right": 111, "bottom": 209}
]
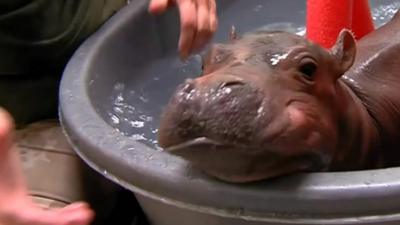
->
[{"left": 158, "top": 11, "right": 400, "bottom": 183}]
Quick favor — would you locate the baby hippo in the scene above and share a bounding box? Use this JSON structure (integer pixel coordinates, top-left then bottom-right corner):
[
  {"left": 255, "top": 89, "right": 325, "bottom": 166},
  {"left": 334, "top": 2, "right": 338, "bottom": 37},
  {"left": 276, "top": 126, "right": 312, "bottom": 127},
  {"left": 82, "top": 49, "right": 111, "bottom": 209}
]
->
[{"left": 158, "top": 11, "right": 400, "bottom": 182}]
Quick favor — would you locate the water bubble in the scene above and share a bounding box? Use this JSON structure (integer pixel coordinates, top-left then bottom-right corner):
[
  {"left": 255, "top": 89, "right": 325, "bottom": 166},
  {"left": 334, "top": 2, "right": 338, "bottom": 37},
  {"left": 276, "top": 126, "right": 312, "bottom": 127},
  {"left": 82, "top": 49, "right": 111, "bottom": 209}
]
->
[
  {"left": 131, "top": 134, "right": 147, "bottom": 141},
  {"left": 114, "top": 94, "right": 124, "bottom": 106},
  {"left": 295, "top": 27, "right": 306, "bottom": 36},
  {"left": 113, "top": 107, "right": 124, "bottom": 114},
  {"left": 130, "top": 120, "right": 145, "bottom": 128},
  {"left": 111, "top": 114, "right": 120, "bottom": 124},
  {"left": 114, "top": 82, "right": 125, "bottom": 91},
  {"left": 139, "top": 96, "right": 149, "bottom": 103},
  {"left": 139, "top": 115, "right": 153, "bottom": 122},
  {"left": 253, "top": 4, "right": 263, "bottom": 12},
  {"left": 126, "top": 147, "right": 136, "bottom": 151}
]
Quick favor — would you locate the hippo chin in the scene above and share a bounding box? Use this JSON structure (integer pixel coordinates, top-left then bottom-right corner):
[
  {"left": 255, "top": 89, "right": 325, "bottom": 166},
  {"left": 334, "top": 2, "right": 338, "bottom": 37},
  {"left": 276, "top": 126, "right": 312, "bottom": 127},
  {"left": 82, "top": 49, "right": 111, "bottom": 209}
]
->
[{"left": 158, "top": 11, "right": 400, "bottom": 183}]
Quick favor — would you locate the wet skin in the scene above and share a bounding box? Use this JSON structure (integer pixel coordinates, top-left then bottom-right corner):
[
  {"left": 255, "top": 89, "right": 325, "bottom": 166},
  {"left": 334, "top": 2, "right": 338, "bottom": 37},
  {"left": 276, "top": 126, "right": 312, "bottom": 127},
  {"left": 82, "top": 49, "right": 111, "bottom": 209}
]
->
[{"left": 158, "top": 11, "right": 400, "bottom": 183}]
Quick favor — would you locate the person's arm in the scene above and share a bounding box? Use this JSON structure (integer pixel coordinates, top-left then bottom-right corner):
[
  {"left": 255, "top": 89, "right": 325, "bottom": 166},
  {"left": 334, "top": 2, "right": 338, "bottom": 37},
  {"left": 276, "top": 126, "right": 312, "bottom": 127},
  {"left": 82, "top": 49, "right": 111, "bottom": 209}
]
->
[{"left": 148, "top": 0, "right": 218, "bottom": 59}]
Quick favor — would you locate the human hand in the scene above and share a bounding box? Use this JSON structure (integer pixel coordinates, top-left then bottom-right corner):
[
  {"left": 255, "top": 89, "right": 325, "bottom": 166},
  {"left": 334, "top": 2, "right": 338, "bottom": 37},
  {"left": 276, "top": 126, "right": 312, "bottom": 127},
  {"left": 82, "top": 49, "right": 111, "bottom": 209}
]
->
[
  {"left": 149, "top": 0, "right": 218, "bottom": 59},
  {"left": 0, "top": 108, "right": 94, "bottom": 225}
]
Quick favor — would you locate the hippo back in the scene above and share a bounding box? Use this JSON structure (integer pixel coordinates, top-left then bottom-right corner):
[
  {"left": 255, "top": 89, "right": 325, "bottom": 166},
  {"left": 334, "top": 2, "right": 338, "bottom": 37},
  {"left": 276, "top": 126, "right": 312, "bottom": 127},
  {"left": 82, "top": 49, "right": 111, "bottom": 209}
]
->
[
  {"left": 343, "top": 10, "right": 400, "bottom": 166},
  {"left": 351, "top": 11, "right": 400, "bottom": 66}
]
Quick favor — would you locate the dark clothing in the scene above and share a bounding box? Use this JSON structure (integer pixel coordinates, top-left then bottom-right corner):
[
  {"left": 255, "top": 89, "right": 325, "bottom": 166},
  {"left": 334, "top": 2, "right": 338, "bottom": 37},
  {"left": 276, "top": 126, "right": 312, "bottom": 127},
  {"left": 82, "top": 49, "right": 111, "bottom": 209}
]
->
[
  {"left": 0, "top": 0, "right": 127, "bottom": 126},
  {"left": 0, "top": 0, "right": 127, "bottom": 75}
]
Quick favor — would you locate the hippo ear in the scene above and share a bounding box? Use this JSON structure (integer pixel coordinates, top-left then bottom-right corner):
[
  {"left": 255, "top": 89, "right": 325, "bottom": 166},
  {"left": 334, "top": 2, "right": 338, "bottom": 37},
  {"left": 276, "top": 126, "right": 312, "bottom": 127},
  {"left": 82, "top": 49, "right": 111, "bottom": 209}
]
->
[{"left": 331, "top": 29, "right": 357, "bottom": 76}]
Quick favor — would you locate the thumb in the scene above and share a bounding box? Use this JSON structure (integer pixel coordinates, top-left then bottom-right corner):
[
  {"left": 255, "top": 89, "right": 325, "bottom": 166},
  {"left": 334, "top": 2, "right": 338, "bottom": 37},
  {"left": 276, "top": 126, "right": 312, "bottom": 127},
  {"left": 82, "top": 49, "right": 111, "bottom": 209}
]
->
[
  {"left": 0, "top": 108, "right": 14, "bottom": 155},
  {"left": 148, "top": 0, "right": 170, "bottom": 14}
]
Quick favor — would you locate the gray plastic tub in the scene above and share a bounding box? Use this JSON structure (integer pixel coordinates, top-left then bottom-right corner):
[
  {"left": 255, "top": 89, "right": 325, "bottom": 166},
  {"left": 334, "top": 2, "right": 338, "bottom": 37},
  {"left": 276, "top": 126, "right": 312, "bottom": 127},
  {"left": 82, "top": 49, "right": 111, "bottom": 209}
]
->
[{"left": 59, "top": 0, "right": 400, "bottom": 224}]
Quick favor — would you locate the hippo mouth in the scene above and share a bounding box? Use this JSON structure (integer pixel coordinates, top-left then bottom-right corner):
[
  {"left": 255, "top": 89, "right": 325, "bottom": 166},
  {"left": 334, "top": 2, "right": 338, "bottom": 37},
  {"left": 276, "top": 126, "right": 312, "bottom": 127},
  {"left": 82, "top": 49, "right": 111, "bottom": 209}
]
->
[
  {"left": 163, "top": 136, "right": 325, "bottom": 182},
  {"left": 164, "top": 136, "right": 256, "bottom": 156},
  {"left": 165, "top": 137, "right": 224, "bottom": 152}
]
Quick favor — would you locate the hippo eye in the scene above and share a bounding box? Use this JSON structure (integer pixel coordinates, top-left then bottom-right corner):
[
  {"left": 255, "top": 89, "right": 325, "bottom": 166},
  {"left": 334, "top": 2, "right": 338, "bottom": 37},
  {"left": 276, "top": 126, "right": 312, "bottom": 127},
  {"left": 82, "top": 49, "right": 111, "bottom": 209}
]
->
[{"left": 299, "top": 59, "right": 317, "bottom": 80}]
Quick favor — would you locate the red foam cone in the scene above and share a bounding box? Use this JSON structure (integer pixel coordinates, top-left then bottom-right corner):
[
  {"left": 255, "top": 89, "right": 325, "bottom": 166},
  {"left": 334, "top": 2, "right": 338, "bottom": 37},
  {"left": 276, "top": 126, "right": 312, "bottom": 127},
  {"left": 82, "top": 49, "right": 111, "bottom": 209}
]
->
[
  {"left": 306, "top": 0, "right": 353, "bottom": 48},
  {"left": 351, "top": 0, "right": 375, "bottom": 40}
]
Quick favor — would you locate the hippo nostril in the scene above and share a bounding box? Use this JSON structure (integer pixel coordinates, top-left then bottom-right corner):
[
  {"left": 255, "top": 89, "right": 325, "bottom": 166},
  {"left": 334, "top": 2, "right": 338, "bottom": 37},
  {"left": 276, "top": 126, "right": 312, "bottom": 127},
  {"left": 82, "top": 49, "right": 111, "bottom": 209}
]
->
[{"left": 220, "top": 80, "right": 245, "bottom": 88}]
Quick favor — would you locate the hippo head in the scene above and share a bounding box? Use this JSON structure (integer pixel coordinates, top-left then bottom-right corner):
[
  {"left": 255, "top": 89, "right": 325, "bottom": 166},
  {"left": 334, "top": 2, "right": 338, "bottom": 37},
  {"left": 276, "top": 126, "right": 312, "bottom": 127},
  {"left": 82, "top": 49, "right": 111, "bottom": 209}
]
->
[{"left": 158, "top": 29, "right": 356, "bottom": 182}]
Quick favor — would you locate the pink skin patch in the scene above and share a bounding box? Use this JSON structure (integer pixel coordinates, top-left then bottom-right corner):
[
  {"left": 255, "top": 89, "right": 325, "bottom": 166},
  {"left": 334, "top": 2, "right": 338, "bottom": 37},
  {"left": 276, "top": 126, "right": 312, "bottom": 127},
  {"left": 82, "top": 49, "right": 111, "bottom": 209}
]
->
[
  {"left": 0, "top": 108, "right": 94, "bottom": 225},
  {"left": 286, "top": 104, "right": 322, "bottom": 151},
  {"left": 287, "top": 105, "right": 307, "bottom": 129}
]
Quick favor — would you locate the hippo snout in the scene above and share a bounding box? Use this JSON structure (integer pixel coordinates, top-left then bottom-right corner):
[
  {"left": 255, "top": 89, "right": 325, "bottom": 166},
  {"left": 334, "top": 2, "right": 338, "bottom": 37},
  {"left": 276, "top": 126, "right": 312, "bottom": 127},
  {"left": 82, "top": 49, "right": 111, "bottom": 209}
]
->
[{"left": 158, "top": 75, "right": 265, "bottom": 149}]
